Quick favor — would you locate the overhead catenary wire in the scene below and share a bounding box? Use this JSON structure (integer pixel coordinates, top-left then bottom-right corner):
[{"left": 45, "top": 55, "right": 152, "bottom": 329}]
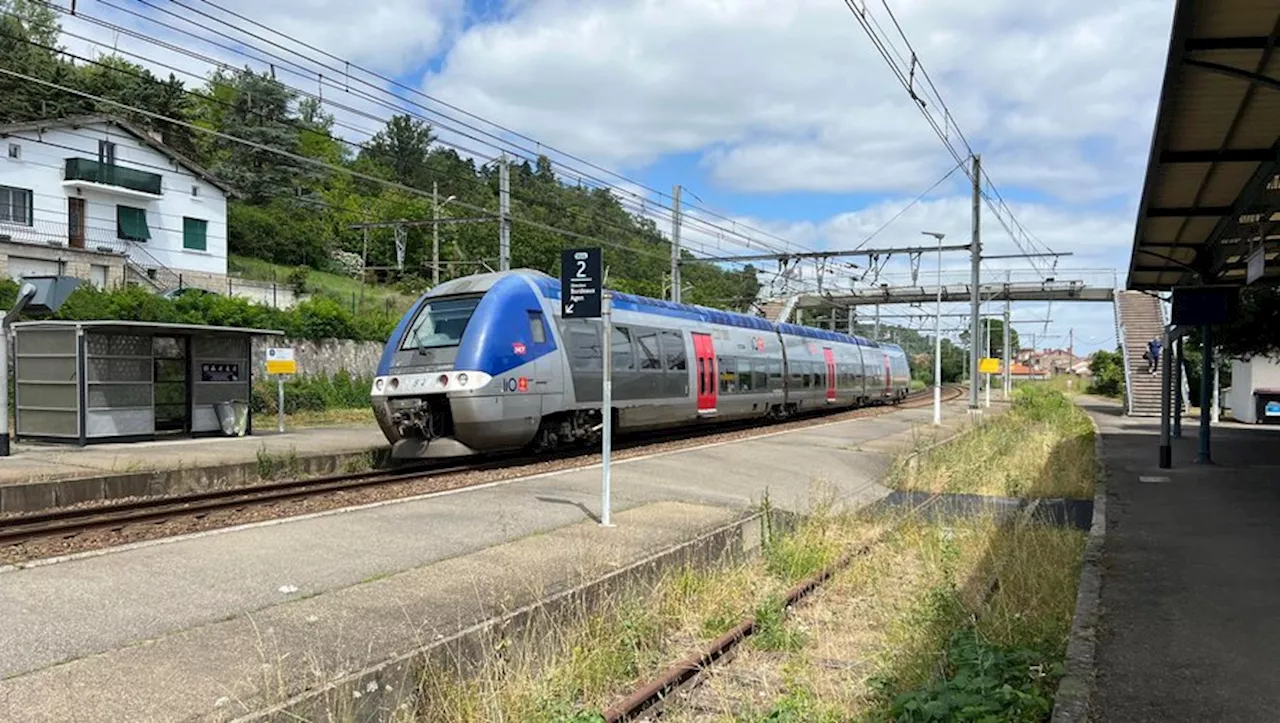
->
[
  {"left": 1, "top": 31, "right": 788, "bottom": 277},
  {"left": 839, "top": 0, "right": 1059, "bottom": 274},
  {"left": 92, "top": 0, "right": 814, "bottom": 266},
  {"left": 0, "top": 67, "right": 717, "bottom": 270}
]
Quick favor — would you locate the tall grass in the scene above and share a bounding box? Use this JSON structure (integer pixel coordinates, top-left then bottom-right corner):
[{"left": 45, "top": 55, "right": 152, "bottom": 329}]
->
[{"left": 892, "top": 385, "right": 1096, "bottom": 499}]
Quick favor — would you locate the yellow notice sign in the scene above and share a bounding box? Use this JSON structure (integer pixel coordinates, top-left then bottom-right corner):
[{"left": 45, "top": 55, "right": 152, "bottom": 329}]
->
[
  {"left": 265, "top": 347, "right": 297, "bottom": 375},
  {"left": 979, "top": 357, "right": 1000, "bottom": 374}
]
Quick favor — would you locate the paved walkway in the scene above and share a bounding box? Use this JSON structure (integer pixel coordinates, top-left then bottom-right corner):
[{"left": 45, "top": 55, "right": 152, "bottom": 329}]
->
[
  {"left": 1081, "top": 396, "right": 1280, "bottom": 722},
  {"left": 0, "top": 398, "right": 989, "bottom": 722}
]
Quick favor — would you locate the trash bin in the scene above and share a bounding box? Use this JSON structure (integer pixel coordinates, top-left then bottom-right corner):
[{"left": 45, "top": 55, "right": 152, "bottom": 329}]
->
[
  {"left": 1253, "top": 389, "right": 1280, "bottom": 425},
  {"left": 213, "top": 400, "right": 250, "bottom": 436}
]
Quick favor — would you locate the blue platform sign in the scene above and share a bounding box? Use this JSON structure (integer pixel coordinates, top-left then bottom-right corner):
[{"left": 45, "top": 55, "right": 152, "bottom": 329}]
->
[
  {"left": 560, "top": 247, "right": 602, "bottom": 319},
  {"left": 1265, "top": 401, "right": 1280, "bottom": 417}
]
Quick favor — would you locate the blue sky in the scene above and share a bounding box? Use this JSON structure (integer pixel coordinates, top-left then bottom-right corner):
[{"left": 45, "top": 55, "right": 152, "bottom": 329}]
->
[{"left": 60, "top": 0, "right": 1178, "bottom": 354}]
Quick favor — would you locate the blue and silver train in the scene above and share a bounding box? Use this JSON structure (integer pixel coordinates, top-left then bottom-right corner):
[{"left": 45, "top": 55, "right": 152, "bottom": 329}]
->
[{"left": 371, "top": 269, "right": 912, "bottom": 460}]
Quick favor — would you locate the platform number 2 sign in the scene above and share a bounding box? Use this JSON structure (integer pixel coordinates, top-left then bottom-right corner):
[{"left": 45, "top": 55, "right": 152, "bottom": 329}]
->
[{"left": 560, "top": 247, "right": 602, "bottom": 319}]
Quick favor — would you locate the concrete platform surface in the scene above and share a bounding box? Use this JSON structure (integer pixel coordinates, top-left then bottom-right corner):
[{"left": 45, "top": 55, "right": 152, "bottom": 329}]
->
[
  {"left": 1081, "top": 396, "right": 1280, "bottom": 722},
  {"left": 0, "top": 397, "right": 984, "bottom": 721},
  {"left": 1, "top": 425, "right": 387, "bottom": 487}
]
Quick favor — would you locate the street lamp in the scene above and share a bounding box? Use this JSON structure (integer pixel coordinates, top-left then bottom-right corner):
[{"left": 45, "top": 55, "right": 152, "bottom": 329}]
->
[
  {"left": 922, "top": 231, "right": 946, "bottom": 426},
  {"left": 432, "top": 183, "right": 458, "bottom": 287}
]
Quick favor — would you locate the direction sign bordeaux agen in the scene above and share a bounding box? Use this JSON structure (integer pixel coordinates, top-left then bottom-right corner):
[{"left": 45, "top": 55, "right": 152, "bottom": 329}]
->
[{"left": 560, "top": 247, "right": 602, "bottom": 319}]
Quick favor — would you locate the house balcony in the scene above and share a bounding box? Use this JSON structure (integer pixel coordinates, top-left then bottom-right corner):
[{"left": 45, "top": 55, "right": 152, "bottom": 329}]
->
[{"left": 62, "top": 157, "right": 163, "bottom": 200}]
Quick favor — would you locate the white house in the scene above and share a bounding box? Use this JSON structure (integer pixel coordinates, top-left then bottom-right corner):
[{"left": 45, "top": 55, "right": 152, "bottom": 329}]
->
[{"left": 0, "top": 115, "right": 232, "bottom": 293}]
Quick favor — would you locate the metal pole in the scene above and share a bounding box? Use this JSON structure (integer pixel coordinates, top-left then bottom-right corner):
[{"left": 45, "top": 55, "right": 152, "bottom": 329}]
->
[
  {"left": 933, "top": 237, "right": 942, "bottom": 425},
  {"left": 0, "top": 320, "right": 8, "bottom": 456},
  {"left": 671, "top": 185, "right": 682, "bottom": 303},
  {"left": 874, "top": 304, "right": 880, "bottom": 340},
  {"left": 432, "top": 181, "right": 440, "bottom": 286},
  {"left": 1197, "top": 325, "right": 1213, "bottom": 464},
  {"left": 277, "top": 376, "right": 284, "bottom": 433},
  {"left": 1002, "top": 271, "right": 1011, "bottom": 398},
  {"left": 601, "top": 292, "right": 614, "bottom": 526},
  {"left": 969, "top": 154, "right": 982, "bottom": 409},
  {"left": 498, "top": 153, "right": 511, "bottom": 272},
  {"left": 1173, "top": 337, "right": 1183, "bottom": 438},
  {"left": 1159, "top": 326, "right": 1173, "bottom": 469},
  {"left": 984, "top": 318, "right": 991, "bottom": 408}
]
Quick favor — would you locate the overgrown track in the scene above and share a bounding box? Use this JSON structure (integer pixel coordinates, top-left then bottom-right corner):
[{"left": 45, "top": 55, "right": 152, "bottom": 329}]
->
[
  {"left": 602, "top": 490, "right": 951, "bottom": 723},
  {"left": 0, "top": 385, "right": 961, "bottom": 551}
]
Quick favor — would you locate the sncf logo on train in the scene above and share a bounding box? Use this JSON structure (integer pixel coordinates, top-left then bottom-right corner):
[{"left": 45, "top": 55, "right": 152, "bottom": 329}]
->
[{"left": 512, "top": 342, "right": 527, "bottom": 355}]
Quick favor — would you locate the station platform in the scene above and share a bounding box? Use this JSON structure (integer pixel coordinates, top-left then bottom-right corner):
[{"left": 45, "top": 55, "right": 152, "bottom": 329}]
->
[
  {"left": 1080, "top": 397, "right": 1280, "bottom": 722},
  {"left": 0, "top": 396, "right": 992, "bottom": 722},
  {"left": 0, "top": 424, "right": 388, "bottom": 513}
]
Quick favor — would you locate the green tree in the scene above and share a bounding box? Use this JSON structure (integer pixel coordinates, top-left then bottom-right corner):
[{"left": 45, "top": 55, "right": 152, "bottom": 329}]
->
[
  {"left": 1088, "top": 349, "right": 1125, "bottom": 398},
  {"left": 357, "top": 114, "right": 436, "bottom": 188}
]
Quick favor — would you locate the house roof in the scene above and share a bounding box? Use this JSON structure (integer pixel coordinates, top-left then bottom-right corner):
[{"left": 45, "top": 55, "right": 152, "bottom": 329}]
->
[
  {"left": 1126, "top": 0, "right": 1280, "bottom": 291},
  {"left": 0, "top": 114, "right": 237, "bottom": 196}
]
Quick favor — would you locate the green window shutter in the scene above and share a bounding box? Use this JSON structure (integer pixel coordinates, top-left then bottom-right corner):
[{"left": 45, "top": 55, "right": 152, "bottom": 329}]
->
[
  {"left": 183, "top": 217, "right": 208, "bottom": 251},
  {"left": 116, "top": 206, "right": 151, "bottom": 241}
]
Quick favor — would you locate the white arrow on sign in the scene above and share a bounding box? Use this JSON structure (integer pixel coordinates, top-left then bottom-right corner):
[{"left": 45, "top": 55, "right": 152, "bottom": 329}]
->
[{"left": 565, "top": 303, "right": 575, "bottom": 314}]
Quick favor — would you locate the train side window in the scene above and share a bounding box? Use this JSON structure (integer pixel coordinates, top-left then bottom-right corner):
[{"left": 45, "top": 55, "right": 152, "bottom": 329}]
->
[
  {"left": 718, "top": 356, "right": 735, "bottom": 393},
  {"left": 569, "top": 328, "right": 601, "bottom": 371},
  {"left": 612, "top": 326, "right": 635, "bottom": 371},
  {"left": 738, "top": 359, "right": 753, "bottom": 391},
  {"left": 697, "top": 358, "right": 706, "bottom": 395},
  {"left": 636, "top": 329, "right": 662, "bottom": 370},
  {"left": 528, "top": 311, "right": 546, "bottom": 344},
  {"left": 662, "top": 330, "right": 686, "bottom": 371}
]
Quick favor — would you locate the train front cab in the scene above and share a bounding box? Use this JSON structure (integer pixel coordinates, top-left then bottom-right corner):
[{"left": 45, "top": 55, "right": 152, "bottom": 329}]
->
[{"left": 372, "top": 272, "right": 557, "bottom": 459}]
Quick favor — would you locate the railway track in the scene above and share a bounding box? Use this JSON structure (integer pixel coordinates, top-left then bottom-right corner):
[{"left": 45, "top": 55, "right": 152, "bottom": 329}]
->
[
  {"left": 0, "top": 384, "right": 963, "bottom": 553},
  {"left": 602, "top": 488, "right": 952, "bottom": 723}
]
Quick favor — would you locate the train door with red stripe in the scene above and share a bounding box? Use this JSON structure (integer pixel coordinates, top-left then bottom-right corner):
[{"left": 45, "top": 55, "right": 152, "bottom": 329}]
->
[
  {"left": 692, "top": 332, "right": 717, "bottom": 413},
  {"left": 823, "top": 347, "right": 837, "bottom": 402}
]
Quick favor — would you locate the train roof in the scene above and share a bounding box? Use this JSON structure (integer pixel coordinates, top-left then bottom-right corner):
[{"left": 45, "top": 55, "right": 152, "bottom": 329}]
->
[{"left": 499, "top": 270, "right": 885, "bottom": 348}]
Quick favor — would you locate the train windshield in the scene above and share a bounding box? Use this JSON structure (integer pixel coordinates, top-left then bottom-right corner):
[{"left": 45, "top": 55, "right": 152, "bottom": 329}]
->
[{"left": 399, "top": 295, "right": 483, "bottom": 351}]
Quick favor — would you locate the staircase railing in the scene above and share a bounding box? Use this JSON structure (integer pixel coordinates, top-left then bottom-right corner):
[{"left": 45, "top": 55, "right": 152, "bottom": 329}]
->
[
  {"left": 1114, "top": 293, "right": 1135, "bottom": 414},
  {"left": 0, "top": 217, "right": 183, "bottom": 293}
]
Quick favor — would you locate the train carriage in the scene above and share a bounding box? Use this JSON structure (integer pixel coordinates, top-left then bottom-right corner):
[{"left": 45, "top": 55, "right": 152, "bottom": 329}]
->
[{"left": 372, "top": 269, "right": 912, "bottom": 460}]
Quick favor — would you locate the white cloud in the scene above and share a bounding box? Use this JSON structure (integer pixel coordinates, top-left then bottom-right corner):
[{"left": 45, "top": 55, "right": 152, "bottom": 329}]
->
[{"left": 425, "top": 0, "right": 1172, "bottom": 200}]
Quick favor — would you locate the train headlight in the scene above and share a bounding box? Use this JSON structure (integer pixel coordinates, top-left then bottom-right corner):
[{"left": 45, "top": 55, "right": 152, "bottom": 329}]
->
[
  {"left": 438, "top": 374, "right": 449, "bottom": 387},
  {"left": 456, "top": 373, "right": 469, "bottom": 386},
  {"left": 374, "top": 378, "right": 384, "bottom": 391},
  {"left": 389, "top": 377, "right": 399, "bottom": 390}
]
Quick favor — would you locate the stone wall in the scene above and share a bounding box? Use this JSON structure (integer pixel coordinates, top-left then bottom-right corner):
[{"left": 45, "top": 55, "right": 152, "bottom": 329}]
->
[
  {"left": 250, "top": 337, "right": 385, "bottom": 379},
  {"left": 0, "top": 238, "right": 127, "bottom": 289}
]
